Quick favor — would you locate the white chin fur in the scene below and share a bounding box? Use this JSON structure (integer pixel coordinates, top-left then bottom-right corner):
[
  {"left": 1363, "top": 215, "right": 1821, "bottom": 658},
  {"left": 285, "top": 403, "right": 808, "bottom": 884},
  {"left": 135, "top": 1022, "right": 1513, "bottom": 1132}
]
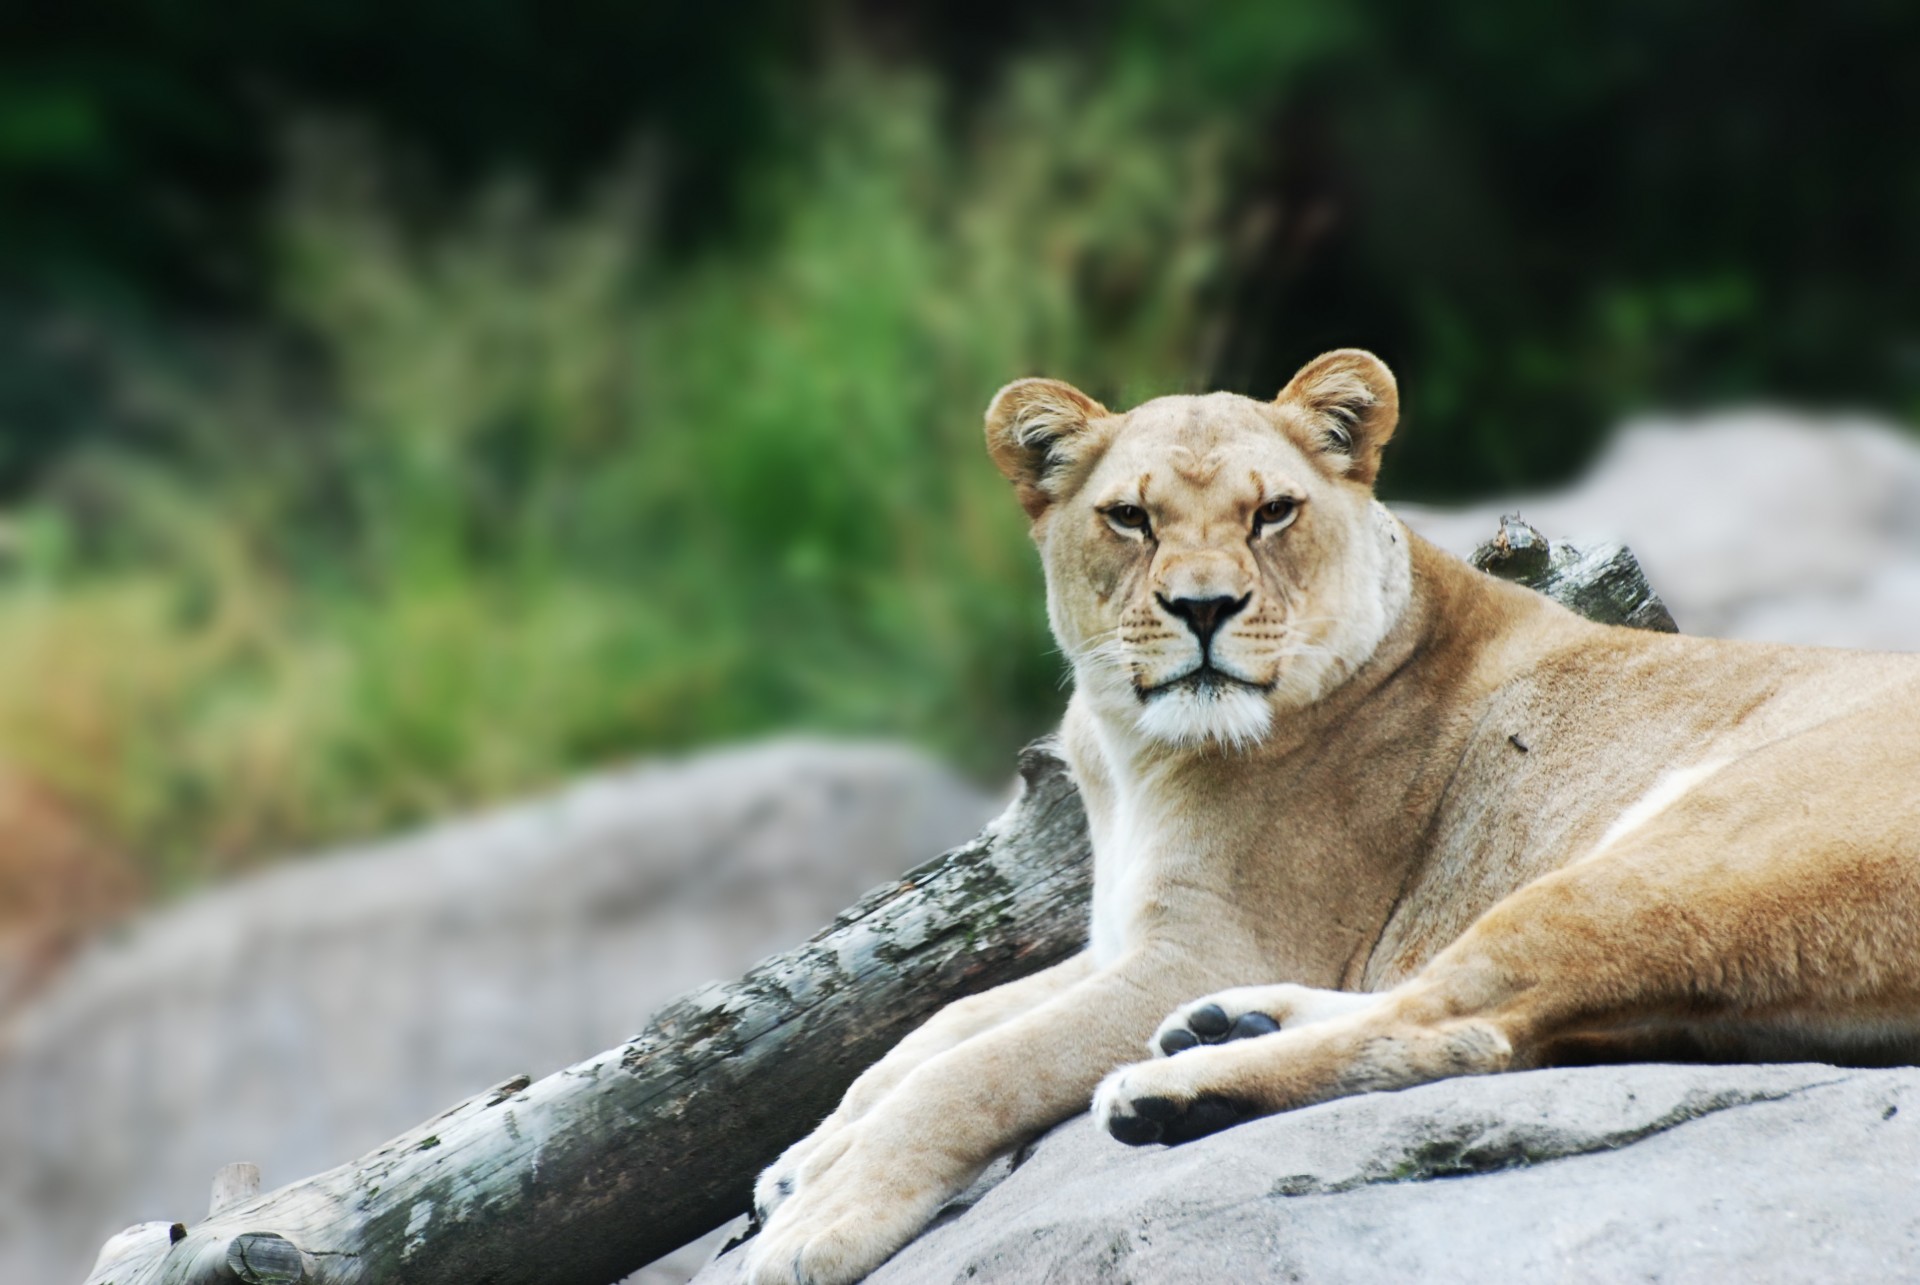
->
[{"left": 1133, "top": 683, "right": 1274, "bottom": 751}]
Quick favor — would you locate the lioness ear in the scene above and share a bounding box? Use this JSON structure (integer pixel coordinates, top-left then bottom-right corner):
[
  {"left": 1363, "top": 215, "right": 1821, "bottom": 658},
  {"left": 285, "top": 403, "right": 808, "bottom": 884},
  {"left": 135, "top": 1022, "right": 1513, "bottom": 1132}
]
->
[
  {"left": 984, "top": 378, "right": 1111, "bottom": 520},
  {"left": 1277, "top": 349, "right": 1399, "bottom": 487}
]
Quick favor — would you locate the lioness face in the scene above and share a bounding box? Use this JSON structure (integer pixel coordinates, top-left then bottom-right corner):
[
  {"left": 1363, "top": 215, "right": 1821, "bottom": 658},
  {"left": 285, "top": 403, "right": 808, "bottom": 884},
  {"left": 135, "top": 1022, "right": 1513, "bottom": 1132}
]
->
[{"left": 987, "top": 350, "right": 1406, "bottom": 750}]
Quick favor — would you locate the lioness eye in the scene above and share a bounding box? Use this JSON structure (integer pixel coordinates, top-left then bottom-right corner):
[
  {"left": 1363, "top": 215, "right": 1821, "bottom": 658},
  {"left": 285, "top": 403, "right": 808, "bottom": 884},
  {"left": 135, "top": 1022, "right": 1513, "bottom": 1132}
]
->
[
  {"left": 1104, "top": 504, "right": 1151, "bottom": 536},
  {"left": 1254, "top": 498, "right": 1299, "bottom": 533}
]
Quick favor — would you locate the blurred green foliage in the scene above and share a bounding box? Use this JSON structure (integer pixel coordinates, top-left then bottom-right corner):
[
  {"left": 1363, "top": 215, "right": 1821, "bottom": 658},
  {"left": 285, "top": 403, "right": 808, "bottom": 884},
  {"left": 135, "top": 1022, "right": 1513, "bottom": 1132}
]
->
[
  {"left": 0, "top": 0, "right": 1916, "bottom": 883},
  {"left": 0, "top": 63, "right": 1228, "bottom": 884}
]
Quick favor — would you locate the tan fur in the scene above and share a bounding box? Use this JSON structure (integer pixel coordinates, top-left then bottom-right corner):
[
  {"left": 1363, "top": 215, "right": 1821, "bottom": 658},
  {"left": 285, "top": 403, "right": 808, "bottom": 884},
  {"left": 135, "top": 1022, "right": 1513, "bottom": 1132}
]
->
[{"left": 746, "top": 351, "right": 1920, "bottom": 1284}]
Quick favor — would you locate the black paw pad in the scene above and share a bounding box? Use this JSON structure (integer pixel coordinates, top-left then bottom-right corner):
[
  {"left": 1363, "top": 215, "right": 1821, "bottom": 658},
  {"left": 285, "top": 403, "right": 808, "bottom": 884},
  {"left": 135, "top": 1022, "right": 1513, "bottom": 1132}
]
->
[
  {"left": 1132, "top": 1095, "right": 1183, "bottom": 1122},
  {"left": 1106, "top": 1108, "right": 1163, "bottom": 1146},
  {"left": 1162, "top": 1096, "right": 1249, "bottom": 1144},
  {"left": 1105, "top": 1094, "right": 1181, "bottom": 1146},
  {"left": 1159, "top": 1027, "right": 1200, "bottom": 1056},
  {"left": 1226, "top": 1012, "right": 1281, "bottom": 1041},
  {"left": 1106, "top": 1093, "right": 1253, "bottom": 1147},
  {"left": 1187, "top": 1004, "right": 1231, "bottom": 1039}
]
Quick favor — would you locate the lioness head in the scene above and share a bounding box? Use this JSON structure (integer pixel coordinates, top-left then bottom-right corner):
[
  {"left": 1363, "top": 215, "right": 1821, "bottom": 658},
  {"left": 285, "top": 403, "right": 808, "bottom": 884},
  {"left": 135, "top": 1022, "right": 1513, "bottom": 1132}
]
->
[{"left": 986, "top": 349, "right": 1410, "bottom": 751}]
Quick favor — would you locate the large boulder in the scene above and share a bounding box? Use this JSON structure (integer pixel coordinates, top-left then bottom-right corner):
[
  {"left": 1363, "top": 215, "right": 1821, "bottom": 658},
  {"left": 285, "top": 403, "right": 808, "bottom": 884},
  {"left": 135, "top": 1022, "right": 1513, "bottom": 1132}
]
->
[
  {"left": 702, "top": 1062, "right": 1920, "bottom": 1283},
  {"left": 0, "top": 738, "right": 995, "bottom": 1285}
]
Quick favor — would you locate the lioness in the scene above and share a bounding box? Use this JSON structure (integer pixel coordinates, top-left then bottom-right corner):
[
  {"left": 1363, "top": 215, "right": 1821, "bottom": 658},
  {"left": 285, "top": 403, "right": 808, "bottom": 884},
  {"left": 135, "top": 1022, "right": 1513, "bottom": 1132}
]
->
[{"left": 745, "top": 350, "right": 1920, "bottom": 1284}]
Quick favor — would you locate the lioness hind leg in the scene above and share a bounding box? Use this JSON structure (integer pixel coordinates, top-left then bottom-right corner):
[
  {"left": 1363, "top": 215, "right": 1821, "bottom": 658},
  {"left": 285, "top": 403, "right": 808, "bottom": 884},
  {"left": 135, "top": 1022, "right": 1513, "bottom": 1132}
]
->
[
  {"left": 1151, "top": 984, "right": 1383, "bottom": 1057},
  {"left": 1101, "top": 786, "right": 1920, "bottom": 1145},
  {"left": 1097, "top": 1003, "right": 1511, "bottom": 1145}
]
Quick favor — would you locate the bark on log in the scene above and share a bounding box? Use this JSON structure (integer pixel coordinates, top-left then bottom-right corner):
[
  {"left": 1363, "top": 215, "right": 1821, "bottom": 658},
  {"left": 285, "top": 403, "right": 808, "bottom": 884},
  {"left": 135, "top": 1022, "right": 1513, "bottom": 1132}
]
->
[
  {"left": 1472, "top": 514, "right": 1678, "bottom": 633},
  {"left": 85, "top": 526, "right": 1669, "bottom": 1285}
]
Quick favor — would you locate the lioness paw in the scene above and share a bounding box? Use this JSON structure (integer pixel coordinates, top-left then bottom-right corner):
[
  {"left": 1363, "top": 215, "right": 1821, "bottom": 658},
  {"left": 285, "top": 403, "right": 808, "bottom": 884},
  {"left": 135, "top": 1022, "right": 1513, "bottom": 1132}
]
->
[
  {"left": 747, "top": 1216, "right": 880, "bottom": 1285},
  {"left": 751, "top": 1164, "right": 796, "bottom": 1226},
  {"left": 745, "top": 1115, "right": 965, "bottom": 1284},
  {"left": 745, "top": 1178, "right": 943, "bottom": 1285},
  {"left": 752, "top": 1125, "right": 855, "bottom": 1226},
  {"left": 1093, "top": 1059, "right": 1251, "bottom": 1146},
  {"left": 1152, "top": 1001, "right": 1278, "bottom": 1056},
  {"left": 1152, "top": 983, "right": 1378, "bottom": 1057}
]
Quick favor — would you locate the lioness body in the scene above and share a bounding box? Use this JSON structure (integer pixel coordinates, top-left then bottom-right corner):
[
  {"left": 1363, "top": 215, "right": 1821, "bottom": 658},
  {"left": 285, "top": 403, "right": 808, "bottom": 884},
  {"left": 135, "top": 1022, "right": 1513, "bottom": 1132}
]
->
[
  {"left": 745, "top": 353, "right": 1920, "bottom": 1284},
  {"left": 1071, "top": 535, "right": 1920, "bottom": 1045}
]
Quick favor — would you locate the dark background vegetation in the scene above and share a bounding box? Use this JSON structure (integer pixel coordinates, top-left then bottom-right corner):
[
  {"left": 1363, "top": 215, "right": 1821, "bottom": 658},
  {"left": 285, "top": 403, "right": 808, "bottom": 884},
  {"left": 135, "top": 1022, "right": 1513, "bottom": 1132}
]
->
[{"left": 1, "top": 0, "right": 1916, "bottom": 890}]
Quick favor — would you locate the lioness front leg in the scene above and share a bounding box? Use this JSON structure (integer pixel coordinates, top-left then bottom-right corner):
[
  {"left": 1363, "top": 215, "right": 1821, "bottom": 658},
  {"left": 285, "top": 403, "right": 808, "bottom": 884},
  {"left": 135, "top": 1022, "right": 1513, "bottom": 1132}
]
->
[
  {"left": 1101, "top": 818, "right": 1920, "bottom": 1144},
  {"left": 746, "top": 943, "right": 1223, "bottom": 1285},
  {"left": 753, "top": 952, "right": 1093, "bottom": 1222}
]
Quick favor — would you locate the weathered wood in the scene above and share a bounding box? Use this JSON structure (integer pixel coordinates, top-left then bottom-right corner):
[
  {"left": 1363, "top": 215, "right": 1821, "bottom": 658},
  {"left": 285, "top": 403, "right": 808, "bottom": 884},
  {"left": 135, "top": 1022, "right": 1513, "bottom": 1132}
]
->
[
  {"left": 1472, "top": 513, "right": 1678, "bottom": 632},
  {"left": 209, "top": 1164, "right": 263, "bottom": 1218},
  {"left": 84, "top": 525, "right": 1670, "bottom": 1285}
]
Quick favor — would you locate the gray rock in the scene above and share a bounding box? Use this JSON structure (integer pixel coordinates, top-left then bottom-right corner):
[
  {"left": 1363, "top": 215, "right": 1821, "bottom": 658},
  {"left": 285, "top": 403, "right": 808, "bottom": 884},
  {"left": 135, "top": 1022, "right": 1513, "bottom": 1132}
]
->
[
  {"left": 0, "top": 738, "right": 995, "bottom": 1285},
  {"left": 1398, "top": 409, "right": 1920, "bottom": 649},
  {"left": 702, "top": 1062, "right": 1920, "bottom": 1283}
]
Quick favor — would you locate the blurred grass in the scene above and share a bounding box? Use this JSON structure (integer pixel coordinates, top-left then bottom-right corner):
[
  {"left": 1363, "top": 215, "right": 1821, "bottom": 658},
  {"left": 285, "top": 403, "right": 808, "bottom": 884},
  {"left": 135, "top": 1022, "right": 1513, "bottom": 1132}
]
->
[{"left": 0, "top": 63, "right": 1232, "bottom": 889}]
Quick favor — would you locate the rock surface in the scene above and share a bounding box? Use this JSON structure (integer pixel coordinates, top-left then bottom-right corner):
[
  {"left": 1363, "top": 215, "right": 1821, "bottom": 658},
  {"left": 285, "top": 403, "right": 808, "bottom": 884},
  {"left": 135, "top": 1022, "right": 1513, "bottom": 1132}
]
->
[
  {"left": 1398, "top": 409, "right": 1920, "bottom": 650},
  {"left": 701, "top": 1062, "right": 1920, "bottom": 1283},
  {"left": 0, "top": 738, "right": 995, "bottom": 1285}
]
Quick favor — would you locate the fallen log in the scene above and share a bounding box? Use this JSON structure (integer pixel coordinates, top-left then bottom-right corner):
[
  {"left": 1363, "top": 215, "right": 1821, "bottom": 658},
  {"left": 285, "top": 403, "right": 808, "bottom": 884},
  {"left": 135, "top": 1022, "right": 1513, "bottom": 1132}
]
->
[
  {"left": 85, "top": 519, "right": 1668, "bottom": 1285},
  {"left": 84, "top": 743, "right": 1093, "bottom": 1285}
]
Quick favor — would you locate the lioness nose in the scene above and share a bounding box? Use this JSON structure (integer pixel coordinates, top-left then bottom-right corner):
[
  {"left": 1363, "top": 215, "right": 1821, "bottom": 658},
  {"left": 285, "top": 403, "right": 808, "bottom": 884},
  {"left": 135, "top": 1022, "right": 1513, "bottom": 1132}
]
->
[{"left": 1157, "top": 593, "right": 1250, "bottom": 646}]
